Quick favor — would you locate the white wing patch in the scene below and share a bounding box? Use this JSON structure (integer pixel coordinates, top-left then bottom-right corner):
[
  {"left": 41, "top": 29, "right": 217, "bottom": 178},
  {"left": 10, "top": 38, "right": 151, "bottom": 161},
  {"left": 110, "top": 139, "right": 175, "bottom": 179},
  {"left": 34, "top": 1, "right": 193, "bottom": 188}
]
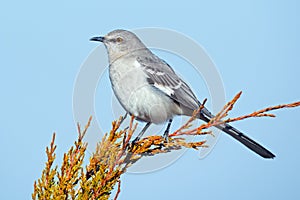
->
[
  {"left": 134, "top": 60, "right": 141, "bottom": 68},
  {"left": 145, "top": 67, "right": 155, "bottom": 74},
  {"left": 137, "top": 56, "right": 200, "bottom": 110},
  {"left": 144, "top": 67, "right": 165, "bottom": 76},
  {"left": 173, "top": 81, "right": 182, "bottom": 89},
  {"left": 153, "top": 83, "right": 174, "bottom": 96},
  {"left": 138, "top": 57, "right": 184, "bottom": 97},
  {"left": 156, "top": 71, "right": 165, "bottom": 76}
]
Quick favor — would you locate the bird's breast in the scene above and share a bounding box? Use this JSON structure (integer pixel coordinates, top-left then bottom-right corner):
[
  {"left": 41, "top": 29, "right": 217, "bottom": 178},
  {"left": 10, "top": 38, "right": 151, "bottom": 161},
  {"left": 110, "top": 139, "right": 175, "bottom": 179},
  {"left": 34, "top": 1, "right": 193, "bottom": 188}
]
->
[{"left": 109, "top": 58, "right": 180, "bottom": 124}]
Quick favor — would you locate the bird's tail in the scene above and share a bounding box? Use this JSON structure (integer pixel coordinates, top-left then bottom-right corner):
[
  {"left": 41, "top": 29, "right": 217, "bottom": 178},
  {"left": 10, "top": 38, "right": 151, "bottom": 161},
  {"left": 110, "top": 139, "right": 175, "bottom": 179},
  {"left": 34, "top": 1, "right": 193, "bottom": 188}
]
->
[{"left": 199, "top": 107, "right": 275, "bottom": 159}]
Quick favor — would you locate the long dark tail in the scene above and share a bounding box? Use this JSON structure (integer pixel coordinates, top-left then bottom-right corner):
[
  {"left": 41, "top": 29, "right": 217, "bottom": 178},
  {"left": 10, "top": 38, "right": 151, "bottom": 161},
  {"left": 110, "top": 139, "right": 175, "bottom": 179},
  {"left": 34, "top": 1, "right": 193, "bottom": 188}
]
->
[{"left": 199, "top": 107, "right": 275, "bottom": 159}]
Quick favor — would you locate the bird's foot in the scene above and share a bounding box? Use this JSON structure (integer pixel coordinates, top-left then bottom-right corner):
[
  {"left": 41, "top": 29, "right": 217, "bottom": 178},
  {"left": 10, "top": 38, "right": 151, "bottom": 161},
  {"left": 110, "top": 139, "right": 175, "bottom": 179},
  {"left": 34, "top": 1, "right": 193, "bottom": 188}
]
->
[
  {"left": 163, "top": 131, "right": 169, "bottom": 143},
  {"left": 131, "top": 136, "right": 140, "bottom": 145},
  {"left": 129, "top": 136, "right": 140, "bottom": 150}
]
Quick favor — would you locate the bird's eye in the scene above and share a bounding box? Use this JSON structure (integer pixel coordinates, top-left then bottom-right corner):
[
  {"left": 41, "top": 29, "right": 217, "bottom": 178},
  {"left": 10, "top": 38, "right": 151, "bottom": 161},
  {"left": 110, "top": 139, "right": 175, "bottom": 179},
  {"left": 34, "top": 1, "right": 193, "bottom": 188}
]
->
[{"left": 116, "top": 37, "right": 123, "bottom": 43}]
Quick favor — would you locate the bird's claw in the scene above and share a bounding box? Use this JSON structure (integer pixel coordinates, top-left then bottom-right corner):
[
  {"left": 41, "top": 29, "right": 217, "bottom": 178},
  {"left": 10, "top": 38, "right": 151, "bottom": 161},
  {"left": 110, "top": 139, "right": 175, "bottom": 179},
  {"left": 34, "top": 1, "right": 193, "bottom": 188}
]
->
[
  {"left": 129, "top": 136, "right": 140, "bottom": 149},
  {"left": 163, "top": 131, "right": 170, "bottom": 143}
]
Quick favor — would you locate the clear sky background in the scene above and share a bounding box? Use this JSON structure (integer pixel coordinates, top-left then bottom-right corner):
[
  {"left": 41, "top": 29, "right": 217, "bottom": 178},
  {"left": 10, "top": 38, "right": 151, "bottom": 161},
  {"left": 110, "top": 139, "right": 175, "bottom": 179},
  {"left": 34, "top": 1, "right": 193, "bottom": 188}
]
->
[{"left": 1, "top": 0, "right": 300, "bottom": 199}]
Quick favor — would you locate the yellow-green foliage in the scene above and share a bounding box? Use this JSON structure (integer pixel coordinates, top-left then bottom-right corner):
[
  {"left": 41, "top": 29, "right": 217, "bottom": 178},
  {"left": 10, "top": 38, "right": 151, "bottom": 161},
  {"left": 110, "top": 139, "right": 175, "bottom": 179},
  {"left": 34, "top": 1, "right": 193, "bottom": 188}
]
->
[{"left": 32, "top": 92, "right": 300, "bottom": 200}]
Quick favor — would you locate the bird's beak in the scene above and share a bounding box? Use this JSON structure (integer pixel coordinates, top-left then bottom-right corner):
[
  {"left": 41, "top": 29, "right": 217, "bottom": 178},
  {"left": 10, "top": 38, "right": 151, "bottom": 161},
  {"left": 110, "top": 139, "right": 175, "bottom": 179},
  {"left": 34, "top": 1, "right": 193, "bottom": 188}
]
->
[{"left": 90, "top": 36, "right": 105, "bottom": 42}]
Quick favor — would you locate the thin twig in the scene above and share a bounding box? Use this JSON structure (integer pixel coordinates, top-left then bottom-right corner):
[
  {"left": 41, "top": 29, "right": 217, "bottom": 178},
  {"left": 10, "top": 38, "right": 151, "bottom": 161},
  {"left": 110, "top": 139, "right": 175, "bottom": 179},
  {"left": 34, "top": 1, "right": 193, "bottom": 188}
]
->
[
  {"left": 114, "top": 180, "right": 121, "bottom": 200},
  {"left": 225, "top": 101, "right": 300, "bottom": 123}
]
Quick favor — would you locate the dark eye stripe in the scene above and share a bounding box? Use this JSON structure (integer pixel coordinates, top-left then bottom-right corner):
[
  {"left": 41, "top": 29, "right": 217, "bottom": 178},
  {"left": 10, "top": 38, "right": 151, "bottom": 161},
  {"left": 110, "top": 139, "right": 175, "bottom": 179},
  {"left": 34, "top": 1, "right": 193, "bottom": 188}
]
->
[
  {"left": 108, "top": 38, "right": 123, "bottom": 43},
  {"left": 109, "top": 38, "right": 117, "bottom": 43}
]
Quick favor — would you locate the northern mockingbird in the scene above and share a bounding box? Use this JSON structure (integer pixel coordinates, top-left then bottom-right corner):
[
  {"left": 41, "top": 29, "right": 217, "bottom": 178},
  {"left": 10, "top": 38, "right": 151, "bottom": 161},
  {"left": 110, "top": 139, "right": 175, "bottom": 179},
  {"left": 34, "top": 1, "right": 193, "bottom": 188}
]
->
[{"left": 90, "top": 29, "right": 275, "bottom": 159}]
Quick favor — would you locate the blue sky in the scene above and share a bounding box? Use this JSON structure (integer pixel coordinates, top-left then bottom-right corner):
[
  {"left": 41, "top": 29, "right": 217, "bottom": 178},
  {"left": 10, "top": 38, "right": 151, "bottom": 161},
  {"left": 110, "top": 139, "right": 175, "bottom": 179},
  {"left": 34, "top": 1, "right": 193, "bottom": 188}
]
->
[{"left": 1, "top": 0, "right": 300, "bottom": 199}]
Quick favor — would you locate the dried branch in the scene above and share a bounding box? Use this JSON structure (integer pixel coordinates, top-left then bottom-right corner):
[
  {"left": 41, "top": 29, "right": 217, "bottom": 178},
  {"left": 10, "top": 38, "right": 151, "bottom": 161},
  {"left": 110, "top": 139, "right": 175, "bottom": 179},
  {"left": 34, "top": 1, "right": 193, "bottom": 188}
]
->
[
  {"left": 225, "top": 100, "right": 300, "bottom": 123},
  {"left": 32, "top": 92, "right": 300, "bottom": 200},
  {"left": 113, "top": 180, "right": 121, "bottom": 200}
]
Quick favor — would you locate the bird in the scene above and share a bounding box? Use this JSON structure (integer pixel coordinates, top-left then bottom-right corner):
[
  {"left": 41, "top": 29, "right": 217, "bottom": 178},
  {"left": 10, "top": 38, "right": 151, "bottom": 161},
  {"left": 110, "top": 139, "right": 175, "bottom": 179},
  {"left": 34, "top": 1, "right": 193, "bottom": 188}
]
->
[{"left": 90, "top": 29, "right": 275, "bottom": 159}]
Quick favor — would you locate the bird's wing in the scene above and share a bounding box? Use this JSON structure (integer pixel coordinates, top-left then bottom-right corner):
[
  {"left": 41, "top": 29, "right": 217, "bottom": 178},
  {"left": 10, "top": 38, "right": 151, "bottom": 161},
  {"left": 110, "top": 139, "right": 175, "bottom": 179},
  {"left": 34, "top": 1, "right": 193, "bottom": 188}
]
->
[{"left": 137, "top": 56, "right": 200, "bottom": 111}]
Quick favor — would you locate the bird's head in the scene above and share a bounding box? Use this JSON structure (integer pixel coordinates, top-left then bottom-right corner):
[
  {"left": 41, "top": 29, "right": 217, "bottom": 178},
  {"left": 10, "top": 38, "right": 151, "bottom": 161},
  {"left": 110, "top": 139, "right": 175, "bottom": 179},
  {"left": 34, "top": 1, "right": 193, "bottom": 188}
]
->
[{"left": 90, "top": 29, "right": 147, "bottom": 62}]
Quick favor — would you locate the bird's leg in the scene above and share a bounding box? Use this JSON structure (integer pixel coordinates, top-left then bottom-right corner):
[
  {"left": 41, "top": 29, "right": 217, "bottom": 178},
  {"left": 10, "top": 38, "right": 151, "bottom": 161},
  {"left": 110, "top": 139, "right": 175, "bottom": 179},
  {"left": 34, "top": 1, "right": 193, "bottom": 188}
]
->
[
  {"left": 163, "top": 119, "right": 173, "bottom": 143},
  {"left": 132, "top": 122, "right": 152, "bottom": 144}
]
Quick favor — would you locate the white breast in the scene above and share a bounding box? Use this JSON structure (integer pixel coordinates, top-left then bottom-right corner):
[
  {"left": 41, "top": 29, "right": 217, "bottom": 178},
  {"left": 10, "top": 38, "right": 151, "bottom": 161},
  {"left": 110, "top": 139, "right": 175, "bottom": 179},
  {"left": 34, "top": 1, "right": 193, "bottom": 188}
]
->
[{"left": 109, "top": 57, "right": 180, "bottom": 124}]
